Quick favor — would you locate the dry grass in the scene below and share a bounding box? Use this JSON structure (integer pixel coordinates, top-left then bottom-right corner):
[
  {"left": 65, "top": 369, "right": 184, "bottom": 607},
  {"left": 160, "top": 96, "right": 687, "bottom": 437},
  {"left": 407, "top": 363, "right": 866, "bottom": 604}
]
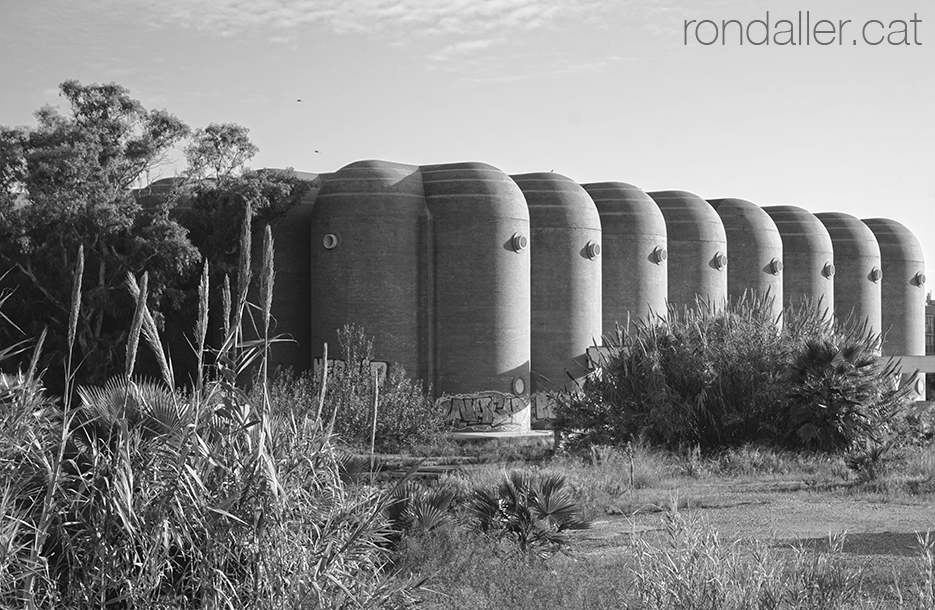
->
[{"left": 0, "top": 218, "right": 422, "bottom": 609}]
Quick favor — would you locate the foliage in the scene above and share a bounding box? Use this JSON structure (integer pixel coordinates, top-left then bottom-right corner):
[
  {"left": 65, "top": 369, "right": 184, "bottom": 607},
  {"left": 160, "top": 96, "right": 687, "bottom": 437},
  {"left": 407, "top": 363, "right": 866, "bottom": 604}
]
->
[
  {"left": 0, "top": 233, "right": 422, "bottom": 608},
  {"left": 785, "top": 337, "right": 911, "bottom": 451},
  {"left": 391, "top": 490, "right": 935, "bottom": 610},
  {"left": 554, "top": 294, "right": 911, "bottom": 453},
  {"left": 0, "top": 81, "right": 312, "bottom": 389},
  {"left": 175, "top": 167, "right": 311, "bottom": 286},
  {"left": 184, "top": 123, "right": 258, "bottom": 181},
  {"left": 386, "top": 481, "right": 457, "bottom": 535},
  {"left": 631, "top": 508, "right": 868, "bottom": 610},
  {"left": 391, "top": 526, "right": 633, "bottom": 610},
  {"left": 308, "top": 324, "right": 447, "bottom": 453},
  {"left": 0, "top": 80, "right": 198, "bottom": 388},
  {"left": 469, "top": 471, "right": 589, "bottom": 559}
]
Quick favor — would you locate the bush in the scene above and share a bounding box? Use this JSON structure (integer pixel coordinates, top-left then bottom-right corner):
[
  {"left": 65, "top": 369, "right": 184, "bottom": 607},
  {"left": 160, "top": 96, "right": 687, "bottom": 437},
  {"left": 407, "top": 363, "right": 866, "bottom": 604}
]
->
[
  {"left": 784, "top": 336, "right": 910, "bottom": 451},
  {"left": 470, "top": 471, "right": 589, "bottom": 559},
  {"left": 386, "top": 480, "right": 457, "bottom": 536},
  {"left": 0, "top": 238, "right": 421, "bottom": 608},
  {"left": 555, "top": 294, "right": 911, "bottom": 453},
  {"left": 275, "top": 324, "right": 447, "bottom": 453}
]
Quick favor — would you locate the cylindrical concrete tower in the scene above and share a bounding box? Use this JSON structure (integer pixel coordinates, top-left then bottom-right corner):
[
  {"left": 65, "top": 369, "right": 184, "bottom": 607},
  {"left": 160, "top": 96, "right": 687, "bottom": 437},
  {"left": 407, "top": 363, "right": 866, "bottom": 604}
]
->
[
  {"left": 512, "top": 172, "right": 602, "bottom": 425},
  {"left": 762, "top": 206, "right": 834, "bottom": 317},
  {"left": 422, "top": 162, "right": 531, "bottom": 424},
  {"left": 815, "top": 212, "right": 882, "bottom": 337},
  {"left": 647, "top": 190, "right": 728, "bottom": 312},
  {"left": 862, "top": 218, "right": 926, "bottom": 356},
  {"left": 582, "top": 182, "right": 667, "bottom": 337},
  {"left": 310, "top": 160, "right": 428, "bottom": 381},
  {"left": 709, "top": 198, "right": 783, "bottom": 325}
]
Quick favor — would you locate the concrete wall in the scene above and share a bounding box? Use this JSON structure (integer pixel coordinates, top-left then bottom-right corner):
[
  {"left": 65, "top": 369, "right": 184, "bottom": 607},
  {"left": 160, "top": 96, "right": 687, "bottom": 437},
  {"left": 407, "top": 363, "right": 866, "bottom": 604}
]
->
[
  {"left": 815, "top": 212, "right": 882, "bottom": 337},
  {"left": 513, "top": 172, "right": 602, "bottom": 397},
  {"left": 648, "top": 190, "right": 728, "bottom": 312},
  {"left": 582, "top": 182, "right": 667, "bottom": 336},
  {"left": 422, "top": 162, "right": 531, "bottom": 401},
  {"left": 310, "top": 161, "right": 428, "bottom": 380},
  {"left": 709, "top": 198, "right": 783, "bottom": 325},
  {"left": 763, "top": 205, "right": 834, "bottom": 318}
]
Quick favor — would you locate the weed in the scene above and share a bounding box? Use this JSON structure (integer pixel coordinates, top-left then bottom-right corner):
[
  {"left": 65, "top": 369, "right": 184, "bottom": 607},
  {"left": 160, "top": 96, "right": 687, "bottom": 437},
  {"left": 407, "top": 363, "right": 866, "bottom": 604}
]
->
[
  {"left": 470, "top": 471, "right": 590, "bottom": 559},
  {"left": 0, "top": 216, "right": 423, "bottom": 608},
  {"left": 555, "top": 294, "right": 912, "bottom": 454}
]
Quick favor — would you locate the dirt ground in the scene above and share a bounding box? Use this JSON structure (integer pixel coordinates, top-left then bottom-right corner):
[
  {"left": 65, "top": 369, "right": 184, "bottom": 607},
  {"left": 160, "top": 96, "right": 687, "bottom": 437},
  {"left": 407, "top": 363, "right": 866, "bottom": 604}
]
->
[{"left": 573, "top": 477, "right": 935, "bottom": 592}]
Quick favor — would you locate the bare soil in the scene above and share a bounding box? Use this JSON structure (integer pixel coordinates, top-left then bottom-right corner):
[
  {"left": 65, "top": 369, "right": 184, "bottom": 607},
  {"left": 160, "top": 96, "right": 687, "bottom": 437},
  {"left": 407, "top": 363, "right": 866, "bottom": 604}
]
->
[{"left": 573, "top": 477, "right": 934, "bottom": 597}]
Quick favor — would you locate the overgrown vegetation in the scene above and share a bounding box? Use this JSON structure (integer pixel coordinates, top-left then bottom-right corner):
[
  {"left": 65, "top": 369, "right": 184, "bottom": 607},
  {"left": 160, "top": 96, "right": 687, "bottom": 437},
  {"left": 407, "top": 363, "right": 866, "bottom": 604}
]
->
[
  {"left": 0, "top": 80, "right": 309, "bottom": 391},
  {"left": 3, "top": 78, "right": 934, "bottom": 609},
  {"left": 470, "top": 471, "right": 589, "bottom": 559},
  {"left": 555, "top": 294, "right": 915, "bottom": 454},
  {"left": 391, "top": 497, "right": 935, "bottom": 610},
  {"left": 264, "top": 324, "right": 447, "bottom": 454},
  {"left": 0, "top": 221, "right": 421, "bottom": 608}
]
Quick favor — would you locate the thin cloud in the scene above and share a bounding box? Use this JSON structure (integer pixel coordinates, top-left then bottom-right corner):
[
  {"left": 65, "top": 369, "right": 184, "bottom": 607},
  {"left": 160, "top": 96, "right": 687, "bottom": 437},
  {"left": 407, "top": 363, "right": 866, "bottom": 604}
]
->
[
  {"left": 442, "top": 53, "right": 638, "bottom": 87},
  {"left": 109, "top": 0, "right": 612, "bottom": 38},
  {"left": 429, "top": 38, "right": 505, "bottom": 62},
  {"left": 82, "top": 0, "right": 691, "bottom": 80}
]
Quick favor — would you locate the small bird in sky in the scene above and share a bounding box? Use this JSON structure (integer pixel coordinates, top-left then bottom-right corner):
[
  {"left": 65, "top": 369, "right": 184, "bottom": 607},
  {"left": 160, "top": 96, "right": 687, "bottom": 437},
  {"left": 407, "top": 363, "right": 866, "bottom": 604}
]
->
[{"left": 297, "top": 99, "right": 302, "bottom": 102}]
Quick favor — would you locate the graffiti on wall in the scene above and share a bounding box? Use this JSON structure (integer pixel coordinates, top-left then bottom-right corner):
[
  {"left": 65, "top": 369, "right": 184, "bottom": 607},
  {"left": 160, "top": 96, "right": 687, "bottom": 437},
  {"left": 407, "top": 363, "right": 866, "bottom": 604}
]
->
[
  {"left": 531, "top": 393, "right": 559, "bottom": 421},
  {"left": 437, "top": 391, "right": 530, "bottom": 432},
  {"left": 312, "top": 358, "right": 388, "bottom": 386}
]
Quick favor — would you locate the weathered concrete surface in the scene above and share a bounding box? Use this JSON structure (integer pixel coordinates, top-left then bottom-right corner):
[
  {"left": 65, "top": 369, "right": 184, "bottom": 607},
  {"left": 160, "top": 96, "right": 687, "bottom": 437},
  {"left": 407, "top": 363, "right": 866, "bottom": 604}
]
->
[
  {"left": 310, "top": 160, "right": 428, "bottom": 380},
  {"left": 815, "top": 212, "right": 882, "bottom": 337},
  {"left": 648, "top": 190, "right": 728, "bottom": 312},
  {"left": 582, "top": 182, "right": 667, "bottom": 336},
  {"left": 763, "top": 205, "right": 834, "bottom": 317},
  {"left": 422, "top": 162, "right": 531, "bottom": 409},
  {"left": 513, "top": 172, "right": 602, "bottom": 403},
  {"left": 709, "top": 198, "right": 783, "bottom": 325}
]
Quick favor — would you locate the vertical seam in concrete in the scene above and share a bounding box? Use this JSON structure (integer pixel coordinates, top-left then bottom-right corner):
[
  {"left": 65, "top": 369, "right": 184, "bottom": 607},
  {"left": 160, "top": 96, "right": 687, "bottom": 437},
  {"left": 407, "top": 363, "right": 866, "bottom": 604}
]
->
[{"left": 424, "top": 201, "right": 436, "bottom": 397}]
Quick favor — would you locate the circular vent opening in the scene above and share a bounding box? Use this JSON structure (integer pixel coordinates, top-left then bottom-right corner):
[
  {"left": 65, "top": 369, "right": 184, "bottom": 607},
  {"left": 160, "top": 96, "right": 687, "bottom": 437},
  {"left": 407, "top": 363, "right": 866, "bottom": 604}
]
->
[
  {"left": 586, "top": 241, "right": 601, "bottom": 260},
  {"left": 512, "top": 376, "right": 526, "bottom": 396},
  {"left": 511, "top": 233, "right": 528, "bottom": 252}
]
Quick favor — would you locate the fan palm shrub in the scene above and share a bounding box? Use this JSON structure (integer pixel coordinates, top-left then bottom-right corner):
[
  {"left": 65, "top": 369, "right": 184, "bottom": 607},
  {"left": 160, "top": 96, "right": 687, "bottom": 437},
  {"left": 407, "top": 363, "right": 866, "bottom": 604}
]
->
[
  {"left": 784, "top": 336, "right": 911, "bottom": 452},
  {"left": 386, "top": 481, "right": 457, "bottom": 535},
  {"left": 470, "top": 471, "right": 589, "bottom": 559}
]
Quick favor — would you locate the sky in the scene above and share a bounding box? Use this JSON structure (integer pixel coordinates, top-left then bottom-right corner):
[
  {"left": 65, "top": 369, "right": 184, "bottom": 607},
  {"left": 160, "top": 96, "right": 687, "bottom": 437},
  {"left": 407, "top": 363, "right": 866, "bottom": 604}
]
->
[{"left": 2, "top": 0, "right": 933, "bottom": 277}]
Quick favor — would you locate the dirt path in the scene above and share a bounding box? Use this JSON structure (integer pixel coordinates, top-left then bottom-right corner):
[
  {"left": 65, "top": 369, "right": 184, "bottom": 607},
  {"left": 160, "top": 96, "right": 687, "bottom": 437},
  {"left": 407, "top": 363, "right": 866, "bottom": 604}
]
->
[{"left": 575, "top": 479, "right": 935, "bottom": 560}]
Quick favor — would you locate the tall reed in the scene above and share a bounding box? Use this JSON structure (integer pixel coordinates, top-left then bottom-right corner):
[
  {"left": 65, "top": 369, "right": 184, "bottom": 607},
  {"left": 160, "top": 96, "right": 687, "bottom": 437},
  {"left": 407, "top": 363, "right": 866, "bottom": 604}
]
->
[{"left": 1, "top": 213, "right": 420, "bottom": 608}]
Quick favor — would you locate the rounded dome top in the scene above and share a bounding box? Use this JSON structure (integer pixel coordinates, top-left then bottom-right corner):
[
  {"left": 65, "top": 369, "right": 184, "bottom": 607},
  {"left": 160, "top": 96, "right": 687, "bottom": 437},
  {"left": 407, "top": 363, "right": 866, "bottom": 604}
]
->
[
  {"left": 647, "top": 190, "right": 726, "bottom": 243},
  {"left": 511, "top": 172, "right": 600, "bottom": 230},
  {"left": 314, "top": 160, "right": 424, "bottom": 220},
  {"left": 862, "top": 218, "right": 925, "bottom": 262},
  {"left": 421, "top": 162, "right": 528, "bottom": 221},
  {"left": 762, "top": 205, "right": 834, "bottom": 252},
  {"left": 316, "top": 159, "right": 423, "bottom": 198},
  {"left": 709, "top": 198, "right": 781, "bottom": 241},
  {"left": 815, "top": 212, "right": 881, "bottom": 259},
  {"left": 581, "top": 182, "right": 666, "bottom": 237}
]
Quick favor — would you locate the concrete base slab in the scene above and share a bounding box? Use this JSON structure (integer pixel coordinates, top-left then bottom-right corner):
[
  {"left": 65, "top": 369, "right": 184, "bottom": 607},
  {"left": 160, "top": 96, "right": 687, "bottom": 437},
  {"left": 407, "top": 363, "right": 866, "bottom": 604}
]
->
[{"left": 450, "top": 429, "right": 554, "bottom": 441}]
